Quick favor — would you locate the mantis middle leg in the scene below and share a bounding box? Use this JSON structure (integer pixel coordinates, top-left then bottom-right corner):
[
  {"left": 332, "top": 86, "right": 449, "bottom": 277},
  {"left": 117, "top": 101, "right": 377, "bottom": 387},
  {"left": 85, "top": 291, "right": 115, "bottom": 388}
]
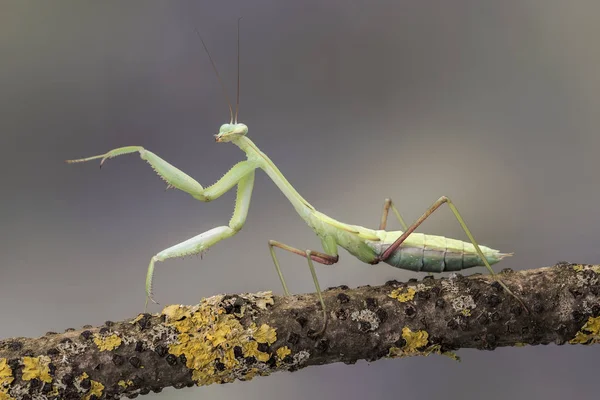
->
[
  {"left": 268, "top": 240, "right": 338, "bottom": 336},
  {"left": 379, "top": 198, "right": 408, "bottom": 230},
  {"left": 376, "top": 196, "right": 529, "bottom": 312}
]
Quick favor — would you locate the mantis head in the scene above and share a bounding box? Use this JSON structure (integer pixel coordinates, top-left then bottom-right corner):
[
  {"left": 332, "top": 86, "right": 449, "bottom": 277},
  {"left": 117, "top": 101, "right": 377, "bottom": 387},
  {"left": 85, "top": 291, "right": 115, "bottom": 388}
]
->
[{"left": 214, "top": 123, "right": 248, "bottom": 142}]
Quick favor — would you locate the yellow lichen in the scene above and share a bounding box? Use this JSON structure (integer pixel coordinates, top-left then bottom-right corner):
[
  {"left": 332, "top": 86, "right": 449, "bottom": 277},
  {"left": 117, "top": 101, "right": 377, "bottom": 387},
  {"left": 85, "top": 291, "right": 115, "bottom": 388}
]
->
[
  {"left": 0, "top": 359, "right": 14, "bottom": 400},
  {"left": 162, "top": 296, "right": 292, "bottom": 387},
  {"left": 93, "top": 333, "right": 122, "bottom": 351},
  {"left": 243, "top": 368, "right": 260, "bottom": 381},
  {"left": 388, "top": 287, "right": 416, "bottom": 302},
  {"left": 276, "top": 346, "right": 292, "bottom": 367},
  {"left": 441, "top": 351, "right": 460, "bottom": 361},
  {"left": 0, "top": 359, "right": 13, "bottom": 387},
  {"left": 118, "top": 380, "right": 133, "bottom": 388},
  {"left": 461, "top": 309, "right": 472, "bottom": 317},
  {"left": 276, "top": 346, "right": 292, "bottom": 360},
  {"left": 162, "top": 304, "right": 193, "bottom": 321},
  {"left": 242, "top": 341, "right": 270, "bottom": 362},
  {"left": 47, "top": 385, "right": 59, "bottom": 397},
  {"left": 573, "top": 264, "right": 600, "bottom": 273},
  {"left": 222, "top": 348, "right": 238, "bottom": 369},
  {"left": 387, "top": 327, "right": 459, "bottom": 361},
  {"left": 130, "top": 314, "right": 146, "bottom": 324},
  {"left": 21, "top": 356, "right": 52, "bottom": 383},
  {"left": 387, "top": 346, "right": 402, "bottom": 357},
  {"left": 252, "top": 323, "right": 277, "bottom": 345},
  {"left": 253, "top": 292, "right": 275, "bottom": 309},
  {"left": 401, "top": 327, "right": 429, "bottom": 353},
  {"left": 83, "top": 380, "right": 104, "bottom": 400},
  {"left": 569, "top": 316, "right": 600, "bottom": 344}
]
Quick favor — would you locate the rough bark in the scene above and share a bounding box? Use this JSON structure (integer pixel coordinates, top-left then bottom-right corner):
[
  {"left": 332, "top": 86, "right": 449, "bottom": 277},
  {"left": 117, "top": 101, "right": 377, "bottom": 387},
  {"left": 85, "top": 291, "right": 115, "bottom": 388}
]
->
[{"left": 1, "top": 262, "right": 600, "bottom": 400}]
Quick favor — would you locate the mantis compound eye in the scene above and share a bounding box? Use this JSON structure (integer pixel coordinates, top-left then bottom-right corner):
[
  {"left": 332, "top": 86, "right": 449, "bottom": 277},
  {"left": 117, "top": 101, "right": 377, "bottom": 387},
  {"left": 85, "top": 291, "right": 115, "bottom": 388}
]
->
[
  {"left": 219, "top": 123, "right": 233, "bottom": 133},
  {"left": 233, "top": 123, "right": 248, "bottom": 135}
]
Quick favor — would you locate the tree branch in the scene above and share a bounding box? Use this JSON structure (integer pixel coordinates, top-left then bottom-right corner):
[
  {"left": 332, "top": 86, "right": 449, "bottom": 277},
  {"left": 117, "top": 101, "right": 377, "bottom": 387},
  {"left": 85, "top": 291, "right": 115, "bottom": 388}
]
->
[{"left": 1, "top": 262, "right": 599, "bottom": 399}]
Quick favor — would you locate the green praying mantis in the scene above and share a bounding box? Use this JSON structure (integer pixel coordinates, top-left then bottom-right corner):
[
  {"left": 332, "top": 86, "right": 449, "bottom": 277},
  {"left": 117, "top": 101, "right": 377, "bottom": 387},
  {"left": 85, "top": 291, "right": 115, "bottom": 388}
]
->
[{"left": 66, "top": 21, "right": 527, "bottom": 336}]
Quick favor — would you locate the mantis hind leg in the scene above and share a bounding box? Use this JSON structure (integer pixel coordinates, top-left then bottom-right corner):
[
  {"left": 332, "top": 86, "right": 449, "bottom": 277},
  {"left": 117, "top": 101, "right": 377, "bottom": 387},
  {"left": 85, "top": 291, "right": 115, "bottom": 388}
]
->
[
  {"left": 268, "top": 240, "right": 338, "bottom": 337},
  {"left": 377, "top": 196, "right": 529, "bottom": 313}
]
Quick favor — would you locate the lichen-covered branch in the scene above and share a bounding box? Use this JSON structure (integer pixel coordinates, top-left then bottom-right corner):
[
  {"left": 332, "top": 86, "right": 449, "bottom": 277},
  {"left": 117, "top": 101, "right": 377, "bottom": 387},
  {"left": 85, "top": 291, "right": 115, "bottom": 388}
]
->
[{"left": 1, "top": 262, "right": 600, "bottom": 399}]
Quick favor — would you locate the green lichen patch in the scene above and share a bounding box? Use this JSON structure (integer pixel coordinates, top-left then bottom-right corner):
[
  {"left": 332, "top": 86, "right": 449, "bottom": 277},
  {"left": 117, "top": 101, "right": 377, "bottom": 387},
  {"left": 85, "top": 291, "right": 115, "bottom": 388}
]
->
[
  {"left": 93, "top": 333, "right": 122, "bottom": 351},
  {"left": 569, "top": 316, "right": 600, "bottom": 344},
  {"left": 161, "top": 292, "right": 307, "bottom": 386},
  {"left": 387, "top": 327, "right": 459, "bottom": 361}
]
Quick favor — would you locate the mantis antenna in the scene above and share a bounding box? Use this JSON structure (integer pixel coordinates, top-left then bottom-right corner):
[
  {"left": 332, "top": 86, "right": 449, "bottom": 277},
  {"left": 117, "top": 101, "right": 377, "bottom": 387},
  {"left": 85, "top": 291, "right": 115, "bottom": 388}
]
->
[
  {"left": 235, "top": 17, "right": 242, "bottom": 124},
  {"left": 194, "top": 27, "right": 234, "bottom": 124}
]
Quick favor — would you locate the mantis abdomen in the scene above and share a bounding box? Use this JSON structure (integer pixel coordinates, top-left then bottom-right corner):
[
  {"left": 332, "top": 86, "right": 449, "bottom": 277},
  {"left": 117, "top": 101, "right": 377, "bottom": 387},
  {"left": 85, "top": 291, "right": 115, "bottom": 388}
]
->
[{"left": 368, "top": 232, "right": 511, "bottom": 273}]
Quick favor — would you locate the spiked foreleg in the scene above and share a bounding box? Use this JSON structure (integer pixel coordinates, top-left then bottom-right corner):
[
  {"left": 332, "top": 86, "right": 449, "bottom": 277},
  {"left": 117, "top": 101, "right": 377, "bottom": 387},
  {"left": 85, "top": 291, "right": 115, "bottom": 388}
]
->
[
  {"left": 68, "top": 146, "right": 260, "bottom": 309},
  {"left": 144, "top": 170, "right": 256, "bottom": 309},
  {"left": 66, "top": 146, "right": 210, "bottom": 198},
  {"left": 66, "top": 146, "right": 257, "bottom": 202}
]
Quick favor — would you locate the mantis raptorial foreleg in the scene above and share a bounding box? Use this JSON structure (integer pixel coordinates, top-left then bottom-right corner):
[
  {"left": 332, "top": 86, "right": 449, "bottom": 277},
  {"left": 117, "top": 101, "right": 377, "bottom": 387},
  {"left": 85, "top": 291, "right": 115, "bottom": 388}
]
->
[
  {"left": 67, "top": 146, "right": 208, "bottom": 197},
  {"left": 379, "top": 198, "right": 408, "bottom": 230},
  {"left": 66, "top": 146, "right": 258, "bottom": 201},
  {"left": 66, "top": 146, "right": 259, "bottom": 309},
  {"left": 268, "top": 240, "right": 338, "bottom": 336},
  {"left": 376, "top": 195, "right": 529, "bottom": 312},
  {"left": 145, "top": 171, "right": 255, "bottom": 309}
]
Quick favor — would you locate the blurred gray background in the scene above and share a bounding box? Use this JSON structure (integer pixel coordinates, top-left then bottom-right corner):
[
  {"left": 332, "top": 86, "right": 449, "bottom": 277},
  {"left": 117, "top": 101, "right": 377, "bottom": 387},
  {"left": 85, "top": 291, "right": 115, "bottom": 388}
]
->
[{"left": 1, "top": 1, "right": 599, "bottom": 399}]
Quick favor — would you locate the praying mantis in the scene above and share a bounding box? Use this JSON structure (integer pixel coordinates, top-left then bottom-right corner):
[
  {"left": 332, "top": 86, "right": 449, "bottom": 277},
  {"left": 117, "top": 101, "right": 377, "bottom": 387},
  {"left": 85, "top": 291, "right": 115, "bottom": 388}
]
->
[{"left": 66, "top": 21, "right": 527, "bottom": 336}]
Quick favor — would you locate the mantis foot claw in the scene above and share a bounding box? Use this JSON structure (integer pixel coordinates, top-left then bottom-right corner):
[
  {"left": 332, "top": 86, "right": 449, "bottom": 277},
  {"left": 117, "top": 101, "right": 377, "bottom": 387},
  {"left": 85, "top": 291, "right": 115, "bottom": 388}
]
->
[
  {"left": 307, "top": 309, "right": 328, "bottom": 339},
  {"left": 144, "top": 294, "right": 159, "bottom": 313},
  {"left": 494, "top": 277, "right": 530, "bottom": 314}
]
